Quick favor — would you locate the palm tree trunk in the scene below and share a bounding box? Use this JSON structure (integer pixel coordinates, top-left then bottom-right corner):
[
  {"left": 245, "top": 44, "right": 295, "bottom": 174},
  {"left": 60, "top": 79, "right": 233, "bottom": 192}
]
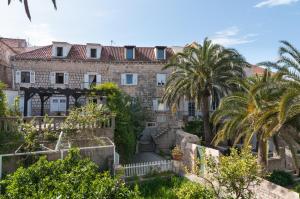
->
[
  {"left": 257, "top": 134, "right": 268, "bottom": 170},
  {"left": 201, "top": 95, "right": 212, "bottom": 145}
]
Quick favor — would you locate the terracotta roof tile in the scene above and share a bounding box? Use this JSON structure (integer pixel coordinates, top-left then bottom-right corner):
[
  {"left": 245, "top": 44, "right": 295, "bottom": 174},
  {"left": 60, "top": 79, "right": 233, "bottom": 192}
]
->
[
  {"left": 252, "top": 65, "right": 265, "bottom": 75},
  {"left": 13, "top": 44, "right": 174, "bottom": 62}
]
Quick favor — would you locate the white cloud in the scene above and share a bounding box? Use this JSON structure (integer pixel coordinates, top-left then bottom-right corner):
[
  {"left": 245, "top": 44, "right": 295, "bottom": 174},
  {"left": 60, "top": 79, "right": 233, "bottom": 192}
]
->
[
  {"left": 254, "top": 0, "right": 298, "bottom": 8},
  {"left": 24, "top": 24, "right": 56, "bottom": 46},
  {"left": 210, "top": 26, "right": 257, "bottom": 47}
]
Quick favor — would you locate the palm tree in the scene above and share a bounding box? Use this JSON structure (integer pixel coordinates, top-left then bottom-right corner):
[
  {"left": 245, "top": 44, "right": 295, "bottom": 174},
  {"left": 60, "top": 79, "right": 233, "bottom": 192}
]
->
[
  {"left": 8, "top": 0, "right": 57, "bottom": 21},
  {"left": 258, "top": 41, "right": 300, "bottom": 171},
  {"left": 162, "top": 38, "right": 250, "bottom": 144},
  {"left": 211, "top": 71, "right": 282, "bottom": 168}
]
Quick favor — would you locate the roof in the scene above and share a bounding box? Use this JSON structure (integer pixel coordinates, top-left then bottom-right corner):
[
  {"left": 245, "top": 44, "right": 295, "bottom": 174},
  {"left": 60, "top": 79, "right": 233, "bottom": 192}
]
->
[
  {"left": 12, "top": 44, "right": 174, "bottom": 62},
  {"left": 251, "top": 65, "right": 266, "bottom": 75},
  {"left": 0, "top": 38, "right": 27, "bottom": 54}
]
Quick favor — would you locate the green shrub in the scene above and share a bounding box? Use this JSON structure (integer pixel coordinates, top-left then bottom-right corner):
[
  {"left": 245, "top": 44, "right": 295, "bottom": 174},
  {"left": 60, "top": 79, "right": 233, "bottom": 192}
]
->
[
  {"left": 94, "top": 83, "right": 148, "bottom": 162},
  {"left": 183, "top": 120, "right": 203, "bottom": 138},
  {"left": 176, "top": 181, "right": 216, "bottom": 199},
  {"left": 267, "top": 170, "right": 294, "bottom": 186},
  {"left": 294, "top": 183, "right": 300, "bottom": 195},
  {"left": 135, "top": 176, "right": 216, "bottom": 199},
  {"left": 0, "top": 148, "right": 138, "bottom": 198},
  {"left": 0, "top": 81, "right": 8, "bottom": 117}
]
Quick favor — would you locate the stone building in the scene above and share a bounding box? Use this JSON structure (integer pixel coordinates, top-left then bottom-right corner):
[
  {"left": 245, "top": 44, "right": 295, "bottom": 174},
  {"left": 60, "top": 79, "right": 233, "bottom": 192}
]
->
[
  {"left": 0, "top": 38, "right": 29, "bottom": 87},
  {"left": 10, "top": 41, "right": 175, "bottom": 124}
]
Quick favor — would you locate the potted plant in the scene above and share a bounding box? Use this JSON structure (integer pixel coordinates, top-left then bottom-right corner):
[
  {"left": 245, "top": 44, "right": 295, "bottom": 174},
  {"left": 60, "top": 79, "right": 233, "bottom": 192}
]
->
[{"left": 172, "top": 146, "right": 183, "bottom": 161}]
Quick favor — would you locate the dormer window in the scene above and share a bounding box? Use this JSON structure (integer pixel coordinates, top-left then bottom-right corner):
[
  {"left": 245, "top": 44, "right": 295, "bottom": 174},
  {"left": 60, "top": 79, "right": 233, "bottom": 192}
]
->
[
  {"left": 90, "top": 48, "right": 97, "bottom": 58},
  {"left": 86, "top": 43, "right": 101, "bottom": 59},
  {"left": 56, "top": 47, "right": 63, "bottom": 57},
  {"left": 155, "top": 46, "right": 166, "bottom": 60},
  {"left": 125, "top": 46, "right": 135, "bottom": 60}
]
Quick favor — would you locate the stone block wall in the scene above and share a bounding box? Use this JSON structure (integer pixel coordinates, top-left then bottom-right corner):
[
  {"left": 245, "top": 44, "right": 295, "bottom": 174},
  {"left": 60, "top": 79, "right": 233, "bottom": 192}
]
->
[{"left": 11, "top": 59, "right": 173, "bottom": 120}]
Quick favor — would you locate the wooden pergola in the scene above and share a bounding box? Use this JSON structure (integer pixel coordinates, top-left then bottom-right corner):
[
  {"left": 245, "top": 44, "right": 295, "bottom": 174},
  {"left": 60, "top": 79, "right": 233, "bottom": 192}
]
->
[{"left": 21, "top": 87, "right": 106, "bottom": 116}]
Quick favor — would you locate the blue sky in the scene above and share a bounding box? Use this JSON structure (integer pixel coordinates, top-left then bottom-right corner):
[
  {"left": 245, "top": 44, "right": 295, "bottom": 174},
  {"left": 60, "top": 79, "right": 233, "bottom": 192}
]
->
[{"left": 0, "top": 0, "right": 299, "bottom": 64}]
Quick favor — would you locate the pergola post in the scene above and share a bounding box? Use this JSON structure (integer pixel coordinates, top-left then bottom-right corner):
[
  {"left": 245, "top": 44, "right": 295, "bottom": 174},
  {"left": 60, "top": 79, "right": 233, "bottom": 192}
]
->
[{"left": 66, "top": 95, "right": 70, "bottom": 115}]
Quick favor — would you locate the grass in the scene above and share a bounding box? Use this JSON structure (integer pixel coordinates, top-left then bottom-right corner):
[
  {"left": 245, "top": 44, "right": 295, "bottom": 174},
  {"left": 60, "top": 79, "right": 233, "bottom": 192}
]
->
[{"left": 134, "top": 176, "right": 187, "bottom": 199}]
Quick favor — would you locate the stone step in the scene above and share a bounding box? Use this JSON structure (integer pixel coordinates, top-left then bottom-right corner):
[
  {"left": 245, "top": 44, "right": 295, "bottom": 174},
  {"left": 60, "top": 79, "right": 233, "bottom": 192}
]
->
[{"left": 153, "top": 128, "right": 169, "bottom": 139}]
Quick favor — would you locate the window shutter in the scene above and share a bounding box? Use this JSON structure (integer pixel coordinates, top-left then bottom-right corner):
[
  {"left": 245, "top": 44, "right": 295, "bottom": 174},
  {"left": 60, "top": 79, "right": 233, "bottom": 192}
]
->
[
  {"left": 121, "top": 74, "right": 126, "bottom": 85},
  {"left": 153, "top": 99, "right": 158, "bottom": 111},
  {"left": 133, "top": 74, "right": 138, "bottom": 85},
  {"left": 84, "top": 74, "right": 89, "bottom": 88},
  {"left": 50, "top": 72, "right": 55, "bottom": 84},
  {"left": 30, "top": 71, "right": 35, "bottom": 84},
  {"left": 184, "top": 99, "right": 189, "bottom": 112},
  {"left": 162, "top": 74, "right": 166, "bottom": 85},
  {"left": 64, "top": 72, "right": 69, "bottom": 84},
  {"left": 16, "top": 70, "right": 21, "bottom": 83},
  {"left": 96, "top": 74, "right": 101, "bottom": 85}
]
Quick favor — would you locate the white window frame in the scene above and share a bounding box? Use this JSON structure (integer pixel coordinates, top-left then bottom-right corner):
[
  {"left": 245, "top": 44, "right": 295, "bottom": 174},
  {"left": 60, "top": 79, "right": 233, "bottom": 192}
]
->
[
  {"left": 121, "top": 73, "right": 138, "bottom": 86},
  {"left": 156, "top": 74, "right": 166, "bottom": 86},
  {"left": 56, "top": 46, "right": 64, "bottom": 57},
  {"left": 16, "top": 70, "right": 35, "bottom": 84},
  {"left": 125, "top": 47, "right": 135, "bottom": 60},
  {"left": 50, "top": 72, "right": 69, "bottom": 85},
  {"left": 155, "top": 47, "right": 166, "bottom": 60},
  {"left": 84, "top": 72, "right": 101, "bottom": 89},
  {"left": 90, "top": 48, "right": 97, "bottom": 58}
]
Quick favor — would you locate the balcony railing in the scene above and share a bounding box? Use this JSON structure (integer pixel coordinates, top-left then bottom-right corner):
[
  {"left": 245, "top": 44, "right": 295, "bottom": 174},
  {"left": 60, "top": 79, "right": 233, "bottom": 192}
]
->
[{"left": 0, "top": 116, "right": 115, "bottom": 133}]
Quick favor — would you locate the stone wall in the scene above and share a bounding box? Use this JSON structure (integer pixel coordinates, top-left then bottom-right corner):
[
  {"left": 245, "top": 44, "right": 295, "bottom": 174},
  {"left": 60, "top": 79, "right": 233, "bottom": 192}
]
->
[{"left": 1, "top": 145, "right": 115, "bottom": 176}]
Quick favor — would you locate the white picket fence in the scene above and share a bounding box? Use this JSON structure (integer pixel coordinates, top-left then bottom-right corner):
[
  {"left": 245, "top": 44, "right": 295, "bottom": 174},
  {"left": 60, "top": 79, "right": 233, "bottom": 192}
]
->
[{"left": 123, "top": 160, "right": 173, "bottom": 177}]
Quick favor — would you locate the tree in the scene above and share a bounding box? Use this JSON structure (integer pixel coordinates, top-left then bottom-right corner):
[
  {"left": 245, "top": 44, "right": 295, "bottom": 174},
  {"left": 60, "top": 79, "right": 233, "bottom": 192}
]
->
[
  {"left": 197, "top": 147, "right": 262, "bottom": 199},
  {"left": 162, "top": 38, "right": 250, "bottom": 144},
  {"left": 211, "top": 71, "right": 280, "bottom": 168},
  {"left": 94, "top": 82, "right": 148, "bottom": 162},
  {"left": 259, "top": 40, "right": 300, "bottom": 134},
  {"left": 7, "top": 0, "right": 57, "bottom": 21},
  {"left": 0, "top": 148, "right": 139, "bottom": 198},
  {"left": 0, "top": 81, "right": 8, "bottom": 117},
  {"left": 258, "top": 40, "right": 300, "bottom": 172}
]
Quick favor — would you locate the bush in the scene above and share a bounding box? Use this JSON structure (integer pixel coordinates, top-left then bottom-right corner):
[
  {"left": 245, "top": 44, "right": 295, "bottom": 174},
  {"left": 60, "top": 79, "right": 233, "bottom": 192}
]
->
[
  {"left": 0, "top": 148, "right": 138, "bottom": 198},
  {"left": 198, "top": 147, "right": 262, "bottom": 199},
  {"left": 0, "top": 81, "right": 8, "bottom": 117},
  {"left": 94, "top": 83, "right": 148, "bottom": 162},
  {"left": 134, "top": 176, "right": 216, "bottom": 199},
  {"left": 294, "top": 183, "right": 300, "bottom": 195},
  {"left": 176, "top": 181, "right": 216, "bottom": 199},
  {"left": 267, "top": 170, "right": 294, "bottom": 186},
  {"left": 183, "top": 120, "right": 203, "bottom": 138}
]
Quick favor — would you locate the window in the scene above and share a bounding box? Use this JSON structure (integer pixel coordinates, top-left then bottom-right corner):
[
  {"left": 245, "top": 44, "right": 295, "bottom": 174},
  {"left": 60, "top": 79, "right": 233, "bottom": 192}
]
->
[
  {"left": 156, "top": 48, "right": 165, "bottom": 60},
  {"left": 56, "top": 47, "right": 63, "bottom": 57},
  {"left": 157, "top": 115, "right": 167, "bottom": 123},
  {"left": 121, "top": 73, "right": 137, "bottom": 85},
  {"left": 153, "top": 99, "right": 168, "bottom": 111},
  {"left": 157, "top": 74, "right": 166, "bottom": 86},
  {"left": 21, "top": 71, "right": 30, "bottom": 83},
  {"left": 188, "top": 102, "right": 195, "bottom": 117},
  {"left": 90, "top": 48, "right": 97, "bottom": 58},
  {"left": 146, "top": 122, "right": 157, "bottom": 127},
  {"left": 89, "top": 74, "right": 97, "bottom": 87},
  {"left": 126, "top": 47, "right": 134, "bottom": 60},
  {"left": 126, "top": 74, "right": 133, "bottom": 84},
  {"left": 55, "top": 73, "right": 64, "bottom": 84}
]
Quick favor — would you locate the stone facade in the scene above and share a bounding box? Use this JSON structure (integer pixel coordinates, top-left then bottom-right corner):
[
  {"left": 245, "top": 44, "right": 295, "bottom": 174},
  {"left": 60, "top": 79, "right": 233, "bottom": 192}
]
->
[
  {"left": 11, "top": 47, "right": 173, "bottom": 123},
  {"left": 0, "top": 38, "right": 28, "bottom": 87}
]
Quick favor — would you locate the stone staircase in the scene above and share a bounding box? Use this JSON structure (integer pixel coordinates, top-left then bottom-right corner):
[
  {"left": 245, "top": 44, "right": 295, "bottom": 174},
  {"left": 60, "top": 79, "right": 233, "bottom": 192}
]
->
[
  {"left": 152, "top": 126, "right": 169, "bottom": 139},
  {"left": 137, "top": 124, "right": 173, "bottom": 153}
]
